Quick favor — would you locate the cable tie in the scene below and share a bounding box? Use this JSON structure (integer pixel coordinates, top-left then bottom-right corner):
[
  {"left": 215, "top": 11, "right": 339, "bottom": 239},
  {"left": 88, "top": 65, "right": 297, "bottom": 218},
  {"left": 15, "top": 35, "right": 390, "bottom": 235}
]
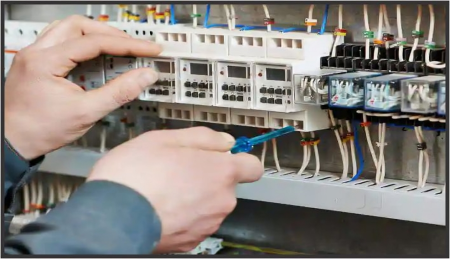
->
[
  {"left": 304, "top": 18, "right": 317, "bottom": 26},
  {"left": 424, "top": 40, "right": 436, "bottom": 49},
  {"left": 330, "top": 124, "right": 341, "bottom": 130},
  {"left": 395, "top": 38, "right": 407, "bottom": 46},
  {"left": 334, "top": 28, "right": 347, "bottom": 36},
  {"left": 309, "top": 137, "right": 320, "bottom": 146},
  {"left": 363, "top": 30, "right": 375, "bottom": 39},
  {"left": 263, "top": 17, "right": 275, "bottom": 25},
  {"left": 416, "top": 142, "right": 427, "bottom": 150},
  {"left": 155, "top": 12, "right": 165, "bottom": 20},
  {"left": 382, "top": 33, "right": 394, "bottom": 42},
  {"left": 411, "top": 30, "right": 424, "bottom": 38},
  {"left": 360, "top": 121, "right": 371, "bottom": 127},
  {"left": 98, "top": 14, "right": 109, "bottom": 21},
  {"left": 190, "top": 13, "right": 202, "bottom": 18}
]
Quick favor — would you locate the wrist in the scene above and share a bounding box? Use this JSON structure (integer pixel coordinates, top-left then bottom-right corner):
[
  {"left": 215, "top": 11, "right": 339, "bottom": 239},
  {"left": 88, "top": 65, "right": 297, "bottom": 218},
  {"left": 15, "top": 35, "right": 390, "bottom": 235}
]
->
[{"left": 5, "top": 114, "right": 43, "bottom": 160}]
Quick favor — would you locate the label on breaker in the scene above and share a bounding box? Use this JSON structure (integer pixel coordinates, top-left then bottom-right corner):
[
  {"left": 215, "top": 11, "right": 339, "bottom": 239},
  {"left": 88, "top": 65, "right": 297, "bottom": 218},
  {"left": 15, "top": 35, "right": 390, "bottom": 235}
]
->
[{"left": 104, "top": 56, "right": 137, "bottom": 83}]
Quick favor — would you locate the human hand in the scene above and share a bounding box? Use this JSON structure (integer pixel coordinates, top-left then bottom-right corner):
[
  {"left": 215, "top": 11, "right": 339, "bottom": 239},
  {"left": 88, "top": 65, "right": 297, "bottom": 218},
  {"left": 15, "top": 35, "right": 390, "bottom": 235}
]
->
[
  {"left": 5, "top": 15, "right": 162, "bottom": 160},
  {"left": 87, "top": 127, "right": 264, "bottom": 253}
]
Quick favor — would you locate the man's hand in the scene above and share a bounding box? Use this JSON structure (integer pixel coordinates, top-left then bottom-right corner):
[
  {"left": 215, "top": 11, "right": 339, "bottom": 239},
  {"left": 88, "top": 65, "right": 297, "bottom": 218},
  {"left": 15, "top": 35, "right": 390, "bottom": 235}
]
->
[
  {"left": 5, "top": 15, "right": 162, "bottom": 160},
  {"left": 87, "top": 127, "right": 264, "bottom": 254}
]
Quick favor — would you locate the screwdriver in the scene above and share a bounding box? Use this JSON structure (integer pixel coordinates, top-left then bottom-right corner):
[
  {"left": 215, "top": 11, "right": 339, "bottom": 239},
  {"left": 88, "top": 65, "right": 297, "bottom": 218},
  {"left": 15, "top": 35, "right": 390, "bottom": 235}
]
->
[{"left": 230, "top": 126, "right": 296, "bottom": 154}]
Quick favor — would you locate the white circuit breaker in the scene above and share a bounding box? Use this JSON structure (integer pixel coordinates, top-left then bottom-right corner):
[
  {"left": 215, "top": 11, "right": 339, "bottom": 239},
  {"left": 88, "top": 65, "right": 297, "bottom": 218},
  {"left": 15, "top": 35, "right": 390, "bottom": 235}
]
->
[
  {"left": 139, "top": 57, "right": 177, "bottom": 103},
  {"left": 216, "top": 61, "right": 253, "bottom": 109},
  {"left": 253, "top": 64, "right": 294, "bottom": 112},
  {"left": 104, "top": 56, "right": 138, "bottom": 83},
  {"left": 178, "top": 59, "right": 215, "bottom": 106},
  {"left": 69, "top": 57, "right": 105, "bottom": 91}
]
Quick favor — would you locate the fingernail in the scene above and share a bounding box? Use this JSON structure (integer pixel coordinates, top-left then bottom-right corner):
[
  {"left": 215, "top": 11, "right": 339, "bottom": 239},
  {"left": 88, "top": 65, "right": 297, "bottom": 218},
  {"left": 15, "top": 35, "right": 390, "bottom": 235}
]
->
[{"left": 220, "top": 132, "right": 235, "bottom": 144}]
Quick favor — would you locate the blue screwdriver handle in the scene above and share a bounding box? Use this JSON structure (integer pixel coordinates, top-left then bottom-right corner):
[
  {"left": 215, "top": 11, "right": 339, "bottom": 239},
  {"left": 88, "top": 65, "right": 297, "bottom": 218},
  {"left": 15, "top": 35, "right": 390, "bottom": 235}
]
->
[{"left": 230, "top": 126, "right": 296, "bottom": 154}]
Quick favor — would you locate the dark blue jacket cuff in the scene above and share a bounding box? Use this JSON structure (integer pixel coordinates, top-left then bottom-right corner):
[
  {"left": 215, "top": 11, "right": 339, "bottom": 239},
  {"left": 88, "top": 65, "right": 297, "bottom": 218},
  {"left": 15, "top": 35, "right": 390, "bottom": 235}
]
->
[{"left": 4, "top": 180, "right": 162, "bottom": 255}]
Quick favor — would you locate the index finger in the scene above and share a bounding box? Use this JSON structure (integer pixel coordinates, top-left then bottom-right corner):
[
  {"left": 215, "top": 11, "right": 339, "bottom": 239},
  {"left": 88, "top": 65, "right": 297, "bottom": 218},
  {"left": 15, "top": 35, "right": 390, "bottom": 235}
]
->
[
  {"left": 45, "top": 33, "right": 162, "bottom": 71},
  {"left": 33, "top": 15, "right": 130, "bottom": 49},
  {"left": 229, "top": 153, "right": 264, "bottom": 184}
]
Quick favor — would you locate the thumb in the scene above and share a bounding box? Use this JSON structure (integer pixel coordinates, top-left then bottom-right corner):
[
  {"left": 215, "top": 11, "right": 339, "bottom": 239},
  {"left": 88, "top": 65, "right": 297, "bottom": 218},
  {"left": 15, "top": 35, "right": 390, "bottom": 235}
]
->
[{"left": 85, "top": 68, "right": 158, "bottom": 118}]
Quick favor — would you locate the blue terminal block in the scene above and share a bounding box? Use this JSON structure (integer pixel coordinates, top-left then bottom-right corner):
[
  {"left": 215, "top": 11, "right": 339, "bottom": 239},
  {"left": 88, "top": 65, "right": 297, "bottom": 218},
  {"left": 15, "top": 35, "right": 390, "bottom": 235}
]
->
[
  {"left": 230, "top": 126, "right": 296, "bottom": 154},
  {"left": 365, "top": 74, "right": 418, "bottom": 112},
  {"left": 328, "top": 72, "right": 382, "bottom": 109}
]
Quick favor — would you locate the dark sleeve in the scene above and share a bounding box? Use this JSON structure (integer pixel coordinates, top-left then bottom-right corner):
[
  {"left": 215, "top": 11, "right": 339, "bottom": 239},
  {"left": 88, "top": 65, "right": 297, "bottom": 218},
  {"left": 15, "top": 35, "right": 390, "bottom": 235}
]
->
[
  {"left": 3, "top": 139, "right": 44, "bottom": 226},
  {"left": 4, "top": 180, "right": 162, "bottom": 255}
]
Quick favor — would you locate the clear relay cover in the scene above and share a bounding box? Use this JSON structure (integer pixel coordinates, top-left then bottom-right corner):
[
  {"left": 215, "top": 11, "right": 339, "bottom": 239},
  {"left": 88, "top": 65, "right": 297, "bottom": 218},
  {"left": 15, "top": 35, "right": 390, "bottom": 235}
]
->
[
  {"left": 294, "top": 69, "right": 346, "bottom": 105},
  {"left": 328, "top": 71, "right": 382, "bottom": 109},
  {"left": 365, "top": 74, "right": 418, "bottom": 112},
  {"left": 438, "top": 81, "right": 446, "bottom": 116},
  {"left": 400, "top": 76, "right": 445, "bottom": 114}
]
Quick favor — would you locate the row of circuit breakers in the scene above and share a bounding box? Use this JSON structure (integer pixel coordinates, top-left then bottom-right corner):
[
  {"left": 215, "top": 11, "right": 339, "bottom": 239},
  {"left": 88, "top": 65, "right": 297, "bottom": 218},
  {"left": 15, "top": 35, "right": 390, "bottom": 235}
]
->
[{"left": 70, "top": 55, "right": 446, "bottom": 116}]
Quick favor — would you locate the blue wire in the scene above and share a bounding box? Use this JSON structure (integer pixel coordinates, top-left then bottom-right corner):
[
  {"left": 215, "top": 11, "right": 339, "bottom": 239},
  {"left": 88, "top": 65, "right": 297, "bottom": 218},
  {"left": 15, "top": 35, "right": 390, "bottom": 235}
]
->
[
  {"left": 204, "top": 4, "right": 211, "bottom": 27},
  {"left": 350, "top": 121, "right": 365, "bottom": 181},
  {"left": 205, "top": 23, "right": 246, "bottom": 29},
  {"left": 319, "top": 4, "right": 329, "bottom": 35},
  {"left": 170, "top": 4, "right": 176, "bottom": 25},
  {"left": 279, "top": 27, "right": 321, "bottom": 33},
  {"left": 240, "top": 25, "right": 284, "bottom": 31}
]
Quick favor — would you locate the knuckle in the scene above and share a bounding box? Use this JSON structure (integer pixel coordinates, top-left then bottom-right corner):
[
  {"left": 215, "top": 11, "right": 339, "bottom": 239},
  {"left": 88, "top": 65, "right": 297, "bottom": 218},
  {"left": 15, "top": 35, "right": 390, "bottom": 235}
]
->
[{"left": 64, "top": 15, "right": 86, "bottom": 24}]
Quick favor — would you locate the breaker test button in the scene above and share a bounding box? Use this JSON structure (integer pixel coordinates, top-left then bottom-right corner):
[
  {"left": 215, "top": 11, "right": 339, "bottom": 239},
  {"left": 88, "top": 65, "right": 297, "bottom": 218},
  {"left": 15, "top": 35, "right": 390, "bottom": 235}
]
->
[
  {"left": 162, "top": 90, "right": 170, "bottom": 95},
  {"left": 161, "top": 80, "right": 169, "bottom": 86},
  {"left": 268, "top": 98, "right": 275, "bottom": 104},
  {"left": 268, "top": 88, "right": 275, "bottom": 94},
  {"left": 185, "top": 91, "right": 192, "bottom": 97},
  {"left": 191, "top": 82, "right": 198, "bottom": 89},
  {"left": 149, "top": 89, "right": 156, "bottom": 95},
  {"left": 237, "top": 96, "right": 244, "bottom": 102},
  {"left": 260, "top": 97, "right": 267, "bottom": 103},
  {"left": 229, "top": 85, "right": 236, "bottom": 91},
  {"left": 184, "top": 81, "right": 191, "bottom": 87},
  {"left": 155, "top": 89, "right": 163, "bottom": 95},
  {"left": 222, "top": 94, "right": 229, "bottom": 100},
  {"left": 236, "top": 85, "right": 244, "bottom": 92},
  {"left": 198, "top": 82, "right": 206, "bottom": 89},
  {"left": 230, "top": 95, "right": 236, "bottom": 101},
  {"left": 199, "top": 92, "right": 206, "bottom": 98},
  {"left": 222, "top": 84, "right": 229, "bottom": 90},
  {"left": 275, "top": 99, "right": 283, "bottom": 104},
  {"left": 275, "top": 88, "right": 283, "bottom": 95},
  {"left": 192, "top": 92, "right": 199, "bottom": 98},
  {"left": 259, "top": 87, "right": 267, "bottom": 94}
]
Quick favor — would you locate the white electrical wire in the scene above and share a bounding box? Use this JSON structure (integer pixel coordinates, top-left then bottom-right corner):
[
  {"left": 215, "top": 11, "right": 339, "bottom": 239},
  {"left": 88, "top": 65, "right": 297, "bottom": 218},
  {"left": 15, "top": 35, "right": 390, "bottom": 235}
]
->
[
  {"left": 147, "top": 5, "right": 154, "bottom": 24},
  {"left": 409, "top": 5, "right": 422, "bottom": 62},
  {"left": 331, "top": 5, "right": 343, "bottom": 58},
  {"left": 382, "top": 5, "right": 391, "bottom": 32},
  {"left": 307, "top": 5, "right": 314, "bottom": 33},
  {"left": 156, "top": 5, "right": 161, "bottom": 25},
  {"left": 363, "top": 5, "right": 371, "bottom": 59},
  {"left": 86, "top": 4, "right": 92, "bottom": 17},
  {"left": 223, "top": 5, "right": 232, "bottom": 30},
  {"left": 297, "top": 132, "right": 309, "bottom": 175},
  {"left": 396, "top": 5, "right": 405, "bottom": 62},
  {"left": 414, "top": 126, "right": 424, "bottom": 187},
  {"left": 165, "top": 4, "right": 170, "bottom": 25},
  {"left": 375, "top": 122, "right": 387, "bottom": 184},
  {"left": 373, "top": 5, "right": 384, "bottom": 61},
  {"left": 117, "top": 5, "right": 123, "bottom": 22},
  {"left": 346, "top": 120, "right": 357, "bottom": 177},
  {"left": 328, "top": 110, "right": 346, "bottom": 179},
  {"left": 35, "top": 178, "right": 43, "bottom": 216},
  {"left": 261, "top": 141, "right": 267, "bottom": 167},
  {"left": 338, "top": 119, "right": 349, "bottom": 179},
  {"left": 23, "top": 184, "right": 30, "bottom": 214},
  {"left": 100, "top": 5, "right": 107, "bottom": 16},
  {"left": 48, "top": 178, "right": 55, "bottom": 210},
  {"left": 415, "top": 125, "right": 430, "bottom": 188},
  {"left": 362, "top": 112, "right": 378, "bottom": 169},
  {"left": 30, "top": 179, "right": 37, "bottom": 214},
  {"left": 262, "top": 5, "right": 271, "bottom": 32},
  {"left": 81, "top": 136, "right": 88, "bottom": 148},
  {"left": 131, "top": 5, "right": 138, "bottom": 23},
  {"left": 100, "top": 124, "right": 107, "bottom": 153},
  {"left": 425, "top": 4, "right": 446, "bottom": 69},
  {"left": 230, "top": 5, "right": 236, "bottom": 30},
  {"left": 193, "top": 5, "right": 198, "bottom": 28},
  {"left": 311, "top": 132, "right": 320, "bottom": 177},
  {"left": 272, "top": 137, "right": 281, "bottom": 172}
]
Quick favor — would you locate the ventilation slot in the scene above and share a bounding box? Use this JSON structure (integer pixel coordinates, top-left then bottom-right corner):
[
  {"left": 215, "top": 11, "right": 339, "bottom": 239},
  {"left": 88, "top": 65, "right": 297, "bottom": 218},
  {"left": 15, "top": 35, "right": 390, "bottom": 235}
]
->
[
  {"left": 232, "top": 36, "right": 243, "bottom": 45},
  {"left": 159, "top": 33, "right": 168, "bottom": 41},
  {"left": 380, "top": 183, "right": 396, "bottom": 188},
  {"left": 178, "top": 33, "right": 187, "bottom": 42},
  {"left": 254, "top": 37, "right": 263, "bottom": 46}
]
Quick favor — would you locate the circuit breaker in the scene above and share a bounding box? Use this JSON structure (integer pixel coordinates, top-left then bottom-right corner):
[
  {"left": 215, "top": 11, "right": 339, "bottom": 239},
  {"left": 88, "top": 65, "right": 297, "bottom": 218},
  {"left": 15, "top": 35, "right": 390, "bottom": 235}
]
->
[
  {"left": 139, "top": 57, "right": 177, "bottom": 103},
  {"left": 216, "top": 61, "right": 252, "bottom": 109},
  {"left": 178, "top": 59, "right": 215, "bottom": 106}
]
